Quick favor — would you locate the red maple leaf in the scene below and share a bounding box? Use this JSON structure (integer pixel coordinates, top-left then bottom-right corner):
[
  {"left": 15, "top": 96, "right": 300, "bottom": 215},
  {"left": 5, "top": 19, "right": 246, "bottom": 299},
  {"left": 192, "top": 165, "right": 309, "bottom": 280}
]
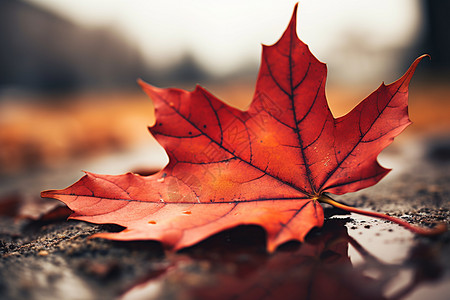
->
[{"left": 41, "top": 4, "right": 445, "bottom": 252}]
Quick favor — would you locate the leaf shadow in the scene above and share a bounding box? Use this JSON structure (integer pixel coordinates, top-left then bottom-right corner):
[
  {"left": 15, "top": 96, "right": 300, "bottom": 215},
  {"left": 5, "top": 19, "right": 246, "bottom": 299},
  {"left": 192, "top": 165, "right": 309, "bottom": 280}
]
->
[{"left": 121, "top": 217, "right": 445, "bottom": 300}]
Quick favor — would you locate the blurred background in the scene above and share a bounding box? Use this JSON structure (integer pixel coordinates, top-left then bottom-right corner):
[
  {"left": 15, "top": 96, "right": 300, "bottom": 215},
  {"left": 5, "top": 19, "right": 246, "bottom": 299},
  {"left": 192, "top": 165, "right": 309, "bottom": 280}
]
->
[{"left": 0, "top": 0, "right": 449, "bottom": 196}]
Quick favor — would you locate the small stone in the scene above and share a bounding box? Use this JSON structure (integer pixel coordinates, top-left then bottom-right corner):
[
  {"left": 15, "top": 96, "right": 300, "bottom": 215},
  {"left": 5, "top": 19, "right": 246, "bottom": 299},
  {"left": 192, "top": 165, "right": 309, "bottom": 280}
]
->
[{"left": 38, "top": 250, "right": 49, "bottom": 256}]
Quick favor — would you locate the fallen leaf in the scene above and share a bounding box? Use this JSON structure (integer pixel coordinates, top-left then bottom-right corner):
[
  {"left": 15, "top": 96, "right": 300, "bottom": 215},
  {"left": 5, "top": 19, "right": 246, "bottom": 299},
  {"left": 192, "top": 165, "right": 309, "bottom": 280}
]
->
[
  {"left": 0, "top": 194, "right": 21, "bottom": 217},
  {"left": 41, "top": 4, "right": 442, "bottom": 252},
  {"left": 0, "top": 192, "right": 65, "bottom": 221}
]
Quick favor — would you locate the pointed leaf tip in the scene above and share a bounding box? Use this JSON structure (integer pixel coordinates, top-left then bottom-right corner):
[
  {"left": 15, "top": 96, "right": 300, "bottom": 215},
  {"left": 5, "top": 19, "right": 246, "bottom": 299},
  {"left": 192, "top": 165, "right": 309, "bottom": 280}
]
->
[
  {"left": 393, "top": 54, "right": 429, "bottom": 89},
  {"left": 40, "top": 190, "right": 52, "bottom": 198},
  {"left": 286, "top": 3, "right": 299, "bottom": 38},
  {"left": 290, "top": 3, "right": 299, "bottom": 27}
]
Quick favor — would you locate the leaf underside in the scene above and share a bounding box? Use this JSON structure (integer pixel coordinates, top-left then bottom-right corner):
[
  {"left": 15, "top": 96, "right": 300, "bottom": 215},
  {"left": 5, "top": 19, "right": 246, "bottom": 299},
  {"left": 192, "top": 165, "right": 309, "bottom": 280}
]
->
[{"left": 41, "top": 4, "right": 424, "bottom": 252}]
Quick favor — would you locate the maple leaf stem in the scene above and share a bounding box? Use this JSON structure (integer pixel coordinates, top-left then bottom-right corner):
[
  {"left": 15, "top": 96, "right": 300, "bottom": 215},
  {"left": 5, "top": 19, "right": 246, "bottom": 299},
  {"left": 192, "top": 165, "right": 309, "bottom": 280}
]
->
[{"left": 319, "top": 194, "right": 447, "bottom": 236}]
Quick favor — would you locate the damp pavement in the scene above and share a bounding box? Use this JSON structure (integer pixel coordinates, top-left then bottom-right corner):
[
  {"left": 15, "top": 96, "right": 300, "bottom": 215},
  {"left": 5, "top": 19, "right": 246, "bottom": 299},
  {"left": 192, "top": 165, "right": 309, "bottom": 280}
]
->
[{"left": 0, "top": 133, "right": 449, "bottom": 300}]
